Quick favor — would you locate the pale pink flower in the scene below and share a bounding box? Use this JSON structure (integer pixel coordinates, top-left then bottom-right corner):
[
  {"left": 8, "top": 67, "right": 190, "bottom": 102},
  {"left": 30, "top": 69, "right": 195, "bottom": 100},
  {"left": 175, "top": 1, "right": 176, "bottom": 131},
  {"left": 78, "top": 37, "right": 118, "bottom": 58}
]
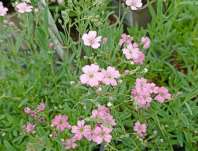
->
[
  {"left": 24, "top": 107, "right": 37, "bottom": 117},
  {"left": 131, "top": 78, "right": 154, "bottom": 108},
  {"left": 0, "top": 2, "right": 8, "bottom": 16},
  {"left": 71, "top": 120, "right": 92, "bottom": 141},
  {"left": 133, "top": 121, "right": 147, "bottom": 138},
  {"left": 101, "top": 66, "right": 120, "bottom": 86},
  {"left": 119, "top": 33, "right": 132, "bottom": 46},
  {"left": 16, "top": 2, "right": 33, "bottom": 13},
  {"left": 134, "top": 78, "right": 150, "bottom": 95},
  {"left": 80, "top": 64, "right": 103, "bottom": 87},
  {"left": 29, "top": 111, "right": 37, "bottom": 117},
  {"left": 141, "top": 36, "right": 151, "bottom": 49},
  {"left": 91, "top": 106, "right": 116, "bottom": 126},
  {"left": 155, "top": 87, "right": 171, "bottom": 103},
  {"left": 92, "top": 125, "right": 112, "bottom": 144},
  {"left": 133, "top": 42, "right": 139, "bottom": 48},
  {"left": 82, "top": 31, "right": 102, "bottom": 49},
  {"left": 126, "top": 0, "right": 143, "bottom": 10},
  {"left": 62, "top": 137, "right": 77, "bottom": 150},
  {"left": 131, "top": 78, "right": 171, "bottom": 108},
  {"left": 36, "top": 102, "right": 46, "bottom": 112},
  {"left": 23, "top": 123, "right": 35, "bottom": 134},
  {"left": 132, "top": 89, "right": 152, "bottom": 108},
  {"left": 24, "top": 107, "right": 32, "bottom": 114},
  {"left": 147, "top": 82, "right": 159, "bottom": 94},
  {"left": 51, "top": 115, "right": 71, "bottom": 131},
  {"left": 122, "top": 44, "right": 145, "bottom": 64},
  {"left": 130, "top": 48, "right": 145, "bottom": 64}
]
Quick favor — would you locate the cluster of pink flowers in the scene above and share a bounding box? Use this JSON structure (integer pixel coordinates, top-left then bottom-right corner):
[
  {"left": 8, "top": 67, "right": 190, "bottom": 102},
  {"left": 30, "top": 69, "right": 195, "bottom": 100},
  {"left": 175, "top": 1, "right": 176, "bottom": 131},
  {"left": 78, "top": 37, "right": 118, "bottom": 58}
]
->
[
  {"left": 91, "top": 106, "right": 116, "bottom": 127},
  {"left": 71, "top": 120, "right": 92, "bottom": 141},
  {"left": 24, "top": 102, "right": 46, "bottom": 117},
  {"left": 92, "top": 125, "right": 112, "bottom": 144},
  {"left": 0, "top": 1, "right": 33, "bottom": 17},
  {"left": 125, "top": 0, "right": 143, "bottom": 10},
  {"left": 119, "top": 33, "right": 132, "bottom": 46},
  {"left": 58, "top": 106, "right": 115, "bottom": 149},
  {"left": 62, "top": 137, "right": 78, "bottom": 150},
  {"left": 80, "top": 64, "right": 120, "bottom": 87},
  {"left": 0, "top": 2, "right": 8, "bottom": 16},
  {"left": 133, "top": 121, "right": 147, "bottom": 138},
  {"left": 51, "top": 115, "right": 71, "bottom": 131},
  {"left": 23, "top": 102, "right": 46, "bottom": 133},
  {"left": 122, "top": 43, "right": 145, "bottom": 64},
  {"left": 131, "top": 78, "right": 171, "bottom": 108},
  {"left": 120, "top": 33, "right": 150, "bottom": 65},
  {"left": 82, "top": 31, "right": 102, "bottom": 49},
  {"left": 90, "top": 106, "right": 115, "bottom": 144}
]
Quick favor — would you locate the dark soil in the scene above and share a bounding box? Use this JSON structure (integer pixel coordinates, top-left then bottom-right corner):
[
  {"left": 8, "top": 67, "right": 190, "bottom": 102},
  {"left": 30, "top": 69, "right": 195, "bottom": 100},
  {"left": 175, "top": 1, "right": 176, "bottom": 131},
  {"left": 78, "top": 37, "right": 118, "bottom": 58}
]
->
[{"left": 1, "top": 0, "right": 15, "bottom": 12}]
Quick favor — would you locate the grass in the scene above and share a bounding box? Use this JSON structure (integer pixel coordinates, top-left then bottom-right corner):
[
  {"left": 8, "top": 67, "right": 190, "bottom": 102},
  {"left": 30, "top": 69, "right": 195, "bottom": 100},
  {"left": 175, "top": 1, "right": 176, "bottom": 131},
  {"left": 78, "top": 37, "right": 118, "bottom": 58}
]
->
[{"left": 0, "top": 0, "right": 198, "bottom": 150}]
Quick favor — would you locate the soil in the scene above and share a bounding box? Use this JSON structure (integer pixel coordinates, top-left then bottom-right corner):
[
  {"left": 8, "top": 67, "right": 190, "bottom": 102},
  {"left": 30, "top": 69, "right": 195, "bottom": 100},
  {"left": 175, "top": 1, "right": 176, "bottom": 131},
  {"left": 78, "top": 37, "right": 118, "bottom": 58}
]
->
[
  {"left": 170, "top": 51, "right": 187, "bottom": 75},
  {"left": 1, "top": 0, "right": 14, "bottom": 12}
]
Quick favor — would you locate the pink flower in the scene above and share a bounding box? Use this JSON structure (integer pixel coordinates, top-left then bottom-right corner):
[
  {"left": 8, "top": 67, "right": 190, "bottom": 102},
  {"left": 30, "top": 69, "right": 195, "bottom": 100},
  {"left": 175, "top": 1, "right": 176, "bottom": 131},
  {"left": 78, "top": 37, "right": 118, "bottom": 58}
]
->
[
  {"left": 24, "top": 107, "right": 32, "bottom": 114},
  {"left": 24, "top": 107, "right": 37, "bottom": 117},
  {"left": 147, "top": 82, "right": 159, "bottom": 94},
  {"left": 130, "top": 48, "right": 145, "bottom": 64},
  {"left": 82, "top": 31, "right": 102, "bottom": 49},
  {"left": 122, "top": 44, "right": 145, "bottom": 64},
  {"left": 62, "top": 137, "right": 77, "bottom": 150},
  {"left": 134, "top": 78, "right": 150, "bottom": 95},
  {"left": 91, "top": 106, "right": 116, "bottom": 126},
  {"left": 131, "top": 78, "right": 155, "bottom": 108},
  {"left": 131, "top": 78, "right": 171, "bottom": 108},
  {"left": 119, "top": 33, "right": 132, "bottom": 46},
  {"left": 126, "top": 0, "right": 143, "bottom": 10},
  {"left": 141, "top": 36, "right": 151, "bottom": 49},
  {"left": 51, "top": 115, "right": 71, "bottom": 131},
  {"left": 132, "top": 89, "right": 152, "bottom": 108},
  {"left": 92, "top": 125, "right": 112, "bottom": 144},
  {"left": 101, "top": 66, "right": 120, "bottom": 86},
  {"left": 23, "top": 123, "right": 35, "bottom": 134},
  {"left": 80, "top": 64, "right": 103, "bottom": 87},
  {"left": 133, "top": 121, "right": 147, "bottom": 138},
  {"left": 133, "top": 42, "right": 139, "bottom": 48},
  {"left": 71, "top": 120, "right": 92, "bottom": 141},
  {"left": 155, "top": 87, "right": 171, "bottom": 103},
  {"left": 0, "top": 2, "right": 8, "bottom": 16},
  {"left": 16, "top": 2, "right": 33, "bottom": 13},
  {"left": 36, "top": 102, "right": 46, "bottom": 112}
]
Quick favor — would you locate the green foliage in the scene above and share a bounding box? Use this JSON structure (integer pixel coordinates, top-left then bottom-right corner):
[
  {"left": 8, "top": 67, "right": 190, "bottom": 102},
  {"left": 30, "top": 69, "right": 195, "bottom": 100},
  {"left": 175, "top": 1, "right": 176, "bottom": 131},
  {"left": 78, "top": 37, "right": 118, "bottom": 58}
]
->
[{"left": 0, "top": 0, "right": 198, "bottom": 150}]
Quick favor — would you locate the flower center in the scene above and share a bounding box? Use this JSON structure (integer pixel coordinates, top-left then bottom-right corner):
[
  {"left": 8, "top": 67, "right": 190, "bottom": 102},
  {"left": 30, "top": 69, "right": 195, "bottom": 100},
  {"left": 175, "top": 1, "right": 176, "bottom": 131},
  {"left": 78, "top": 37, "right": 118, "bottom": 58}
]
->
[
  {"left": 88, "top": 73, "right": 94, "bottom": 78},
  {"left": 80, "top": 127, "right": 84, "bottom": 133}
]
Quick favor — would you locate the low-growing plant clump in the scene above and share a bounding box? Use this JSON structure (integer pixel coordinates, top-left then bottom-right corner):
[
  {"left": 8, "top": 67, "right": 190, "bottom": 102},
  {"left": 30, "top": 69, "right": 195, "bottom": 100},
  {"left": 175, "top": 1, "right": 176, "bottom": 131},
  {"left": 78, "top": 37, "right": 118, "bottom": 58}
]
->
[{"left": 0, "top": 0, "right": 198, "bottom": 151}]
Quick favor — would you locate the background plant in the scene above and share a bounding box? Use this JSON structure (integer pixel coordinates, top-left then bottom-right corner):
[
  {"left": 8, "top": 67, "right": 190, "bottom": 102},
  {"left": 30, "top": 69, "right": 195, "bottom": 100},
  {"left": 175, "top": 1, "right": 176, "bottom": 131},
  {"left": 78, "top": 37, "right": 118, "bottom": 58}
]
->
[{"left": 0, "top": 0, "right": 198, "bottom": 150}]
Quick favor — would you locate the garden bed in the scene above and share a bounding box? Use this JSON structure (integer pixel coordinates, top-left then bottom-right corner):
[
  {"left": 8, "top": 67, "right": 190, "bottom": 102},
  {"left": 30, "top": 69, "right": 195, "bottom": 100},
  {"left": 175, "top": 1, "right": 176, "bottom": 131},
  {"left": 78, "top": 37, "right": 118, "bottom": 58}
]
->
[{"left": 0, "top": 0, "right": 198, "bottom": 151}]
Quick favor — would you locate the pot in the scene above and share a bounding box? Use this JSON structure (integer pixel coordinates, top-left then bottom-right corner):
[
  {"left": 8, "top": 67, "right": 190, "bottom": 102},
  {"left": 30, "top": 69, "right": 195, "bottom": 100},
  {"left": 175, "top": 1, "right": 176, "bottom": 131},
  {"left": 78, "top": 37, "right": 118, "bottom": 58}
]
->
[{"left": 112, "top": 0, "right": 157, "bottom": 28}]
